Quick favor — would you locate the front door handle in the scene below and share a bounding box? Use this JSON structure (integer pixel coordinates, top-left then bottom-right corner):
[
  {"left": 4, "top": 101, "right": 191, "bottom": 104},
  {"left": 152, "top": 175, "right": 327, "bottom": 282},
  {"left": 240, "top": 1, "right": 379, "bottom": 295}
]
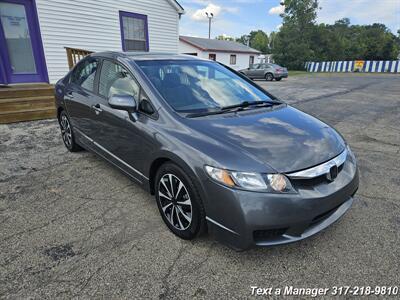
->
[
  {"left": 92, "top": 104, "right": 103, "bottom": 114},
  {"left": 64, "top": 91, "right": 74, "bottom": 100}
]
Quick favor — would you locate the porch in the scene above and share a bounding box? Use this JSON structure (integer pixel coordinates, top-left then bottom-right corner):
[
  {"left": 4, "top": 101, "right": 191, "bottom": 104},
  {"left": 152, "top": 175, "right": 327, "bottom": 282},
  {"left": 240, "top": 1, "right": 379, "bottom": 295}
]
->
[
  {"left": 0, "top": 83, "right": 55, "bottom": 124},
  {"left": 0, "top": 47, "right": 92, "bottom": 124}
]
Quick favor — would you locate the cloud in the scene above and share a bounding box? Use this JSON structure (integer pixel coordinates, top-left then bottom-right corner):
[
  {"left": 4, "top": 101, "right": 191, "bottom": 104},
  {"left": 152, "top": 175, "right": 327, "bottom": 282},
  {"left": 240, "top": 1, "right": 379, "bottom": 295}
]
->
[
  {"left": 269, "top": 5, "right": 285, "bottom": 15},
  {"left": 225, "top": 7, "right": 239, "bottom": 14},
  {"left": 317, "top": 0, "right": 399, "bottom": 32},
  {"left": 191, "top": 3, "right": 222, "bottom": 21}
]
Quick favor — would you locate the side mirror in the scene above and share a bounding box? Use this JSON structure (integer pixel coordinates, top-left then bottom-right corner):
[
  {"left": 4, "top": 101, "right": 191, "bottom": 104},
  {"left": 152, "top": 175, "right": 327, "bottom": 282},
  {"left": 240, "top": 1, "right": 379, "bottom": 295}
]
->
[
  {"left": 108, "top": 94, "right": 137, "bottom": 112},
  {"left": 139, "top": 99, "right": 155, "bottom": 115}
]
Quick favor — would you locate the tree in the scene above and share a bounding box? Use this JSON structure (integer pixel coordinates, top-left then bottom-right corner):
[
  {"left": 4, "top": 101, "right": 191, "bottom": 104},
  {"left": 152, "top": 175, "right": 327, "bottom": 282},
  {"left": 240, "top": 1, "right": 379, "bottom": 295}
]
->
[
  {"left": 272, "top": 0, "right": 319, "bottom": 69},
  {"left": 271, "top": 0, "right": 398, "bottom": 69},
  {"left": 250, "top": 30, "right": 270, "bottom": 53},
  {"left": 215, "top": 34, "right": 234, "bottom": 41},
  {"left": 237, "top": 30, "right": 270, "bottom": 53},
  {"left": 236, "top": 34, "right": 250, "bottom": 46},
  {"left": 269, "top": 31, "right": 277, "bottom": 51}
]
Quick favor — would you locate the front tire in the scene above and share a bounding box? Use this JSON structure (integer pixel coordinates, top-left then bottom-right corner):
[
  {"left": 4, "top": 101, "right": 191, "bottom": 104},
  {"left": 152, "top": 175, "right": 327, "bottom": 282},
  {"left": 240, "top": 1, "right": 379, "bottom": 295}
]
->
[
  {"left": 59, "top": 111, "right": 82, "bottom": 152},
  {"left": 155, "top": 162, "right": 206, "bottom": 240}
]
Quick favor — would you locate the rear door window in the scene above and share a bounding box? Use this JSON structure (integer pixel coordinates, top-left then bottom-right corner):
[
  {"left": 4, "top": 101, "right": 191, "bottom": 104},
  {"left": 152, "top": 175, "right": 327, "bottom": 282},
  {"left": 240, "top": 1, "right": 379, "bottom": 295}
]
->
[{"left": 70, "top": 58, "right": 99, "bottom": 92}]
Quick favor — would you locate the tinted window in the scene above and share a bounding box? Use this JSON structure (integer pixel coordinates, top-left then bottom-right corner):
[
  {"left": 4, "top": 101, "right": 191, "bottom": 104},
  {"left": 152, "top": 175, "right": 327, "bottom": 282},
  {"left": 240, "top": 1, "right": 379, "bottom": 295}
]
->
[
  {"left": 137, "top": 60, "right": 271, "bottom": 113},
  {"left": 98, "top": 60, "right": 140, "bottom": 100},
  {"left": 71, "top": 58, "right": 98, "bottom": 91}
]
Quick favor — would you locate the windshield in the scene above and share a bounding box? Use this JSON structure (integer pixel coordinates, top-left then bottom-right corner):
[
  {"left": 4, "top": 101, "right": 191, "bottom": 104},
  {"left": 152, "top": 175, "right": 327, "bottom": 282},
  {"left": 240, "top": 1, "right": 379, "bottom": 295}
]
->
[{"left": 136, "top": 60, "right": 272, "bottom": 113}]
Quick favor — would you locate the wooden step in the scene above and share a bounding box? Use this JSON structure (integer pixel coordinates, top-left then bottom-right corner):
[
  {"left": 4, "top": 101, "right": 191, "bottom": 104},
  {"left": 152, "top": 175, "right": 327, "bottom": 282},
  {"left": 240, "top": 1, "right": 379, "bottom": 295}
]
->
[
  {"left": 0, "top": 86, "right": 54, "bottom": 99},
  {"left": 0, "top": 107, "right": 56, "bottom": 124},
  {"left": 0, "top": 96, "right": 55, "bottom": 113}
]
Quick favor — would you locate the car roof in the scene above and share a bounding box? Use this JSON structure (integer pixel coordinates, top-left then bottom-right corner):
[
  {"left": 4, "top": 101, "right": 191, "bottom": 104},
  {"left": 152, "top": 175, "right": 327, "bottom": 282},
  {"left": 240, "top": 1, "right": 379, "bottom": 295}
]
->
[{"left": 90, "top": 51, "right": 204, "bottom": 62}]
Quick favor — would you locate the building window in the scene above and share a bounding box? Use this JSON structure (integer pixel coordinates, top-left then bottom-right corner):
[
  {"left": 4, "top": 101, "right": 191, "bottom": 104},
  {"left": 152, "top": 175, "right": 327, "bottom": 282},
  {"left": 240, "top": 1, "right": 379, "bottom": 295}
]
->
[
  {"left": 249, "top": 56, "right": 254, "bottom": 65},
  {"left": 119, "top": 11, "right": 149, "bottom": 51},
  {"left": 209, "top": 54, "right": 216, "bottom": 61},
  {"left": 230, "top": 54, "right": 237, "bottom": 65}
]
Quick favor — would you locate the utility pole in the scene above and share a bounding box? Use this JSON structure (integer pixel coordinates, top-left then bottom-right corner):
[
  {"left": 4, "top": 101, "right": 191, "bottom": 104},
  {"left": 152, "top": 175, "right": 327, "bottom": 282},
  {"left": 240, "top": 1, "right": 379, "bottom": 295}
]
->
[{"left": 205, "top": 12, "right": 214, "bottom": 39}]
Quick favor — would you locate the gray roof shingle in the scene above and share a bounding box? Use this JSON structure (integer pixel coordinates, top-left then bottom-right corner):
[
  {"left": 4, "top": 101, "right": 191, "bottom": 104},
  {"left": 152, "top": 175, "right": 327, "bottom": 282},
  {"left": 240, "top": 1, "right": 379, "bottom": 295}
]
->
[{"left": 180, "top": 35, "right": 260, "bottom": 54}]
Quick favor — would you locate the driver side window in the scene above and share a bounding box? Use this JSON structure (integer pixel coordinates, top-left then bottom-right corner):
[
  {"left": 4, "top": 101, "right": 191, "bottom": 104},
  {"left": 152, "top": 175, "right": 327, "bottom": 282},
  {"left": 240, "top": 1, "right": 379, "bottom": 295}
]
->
[
  {"left": 98, "top": 60, "right": 140, "bottom": 100},
  {"left": 250, "top": 64, "right": 259, "bottom": 69}
]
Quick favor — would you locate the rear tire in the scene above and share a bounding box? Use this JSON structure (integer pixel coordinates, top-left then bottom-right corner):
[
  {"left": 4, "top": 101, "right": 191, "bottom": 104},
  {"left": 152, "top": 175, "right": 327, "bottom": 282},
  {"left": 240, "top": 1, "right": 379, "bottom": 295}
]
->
[
  {"left": 59, "top": 111, "right": 83, "bottom": 152},
  {"left": 275, "top": 77, "right": 282, "bottom": 81},
  {"left": 155, "top": 162, "right": 206, "bottom": 240},
  {"left": 265, "top": 73, "right": 274, "bottom": 81}
]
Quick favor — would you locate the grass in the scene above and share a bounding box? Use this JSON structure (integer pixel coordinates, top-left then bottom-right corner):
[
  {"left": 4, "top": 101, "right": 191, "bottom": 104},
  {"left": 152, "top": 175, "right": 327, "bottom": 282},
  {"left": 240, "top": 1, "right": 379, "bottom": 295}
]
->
[
  {"left": 288, "top": 71, "right": 399, "bottom": 77},
  {"left": 288, "top": 71, "right": 309, "bottom": 76}
]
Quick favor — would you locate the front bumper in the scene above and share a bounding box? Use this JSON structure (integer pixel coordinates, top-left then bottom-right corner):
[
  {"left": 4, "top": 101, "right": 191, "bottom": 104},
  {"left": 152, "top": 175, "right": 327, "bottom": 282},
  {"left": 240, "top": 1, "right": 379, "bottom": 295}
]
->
[{"left": 201, "top": 155, "right": 359, "bottom": 250}]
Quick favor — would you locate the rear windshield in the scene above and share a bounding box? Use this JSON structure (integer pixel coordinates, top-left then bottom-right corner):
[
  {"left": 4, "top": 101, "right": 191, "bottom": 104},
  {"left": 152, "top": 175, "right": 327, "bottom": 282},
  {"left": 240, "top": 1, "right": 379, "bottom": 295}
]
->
[{"left": 136, "top": 60, "right": 272, "bottom": 113}]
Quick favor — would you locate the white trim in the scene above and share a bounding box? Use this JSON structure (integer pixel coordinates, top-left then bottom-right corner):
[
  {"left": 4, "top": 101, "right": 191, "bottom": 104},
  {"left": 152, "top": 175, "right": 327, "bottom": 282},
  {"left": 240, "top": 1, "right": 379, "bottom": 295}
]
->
[
  {"left": 166, "top": 0, "right": 185, "bottom": 14},
  {"left": 75, "top": 128, "right": 149, "bottom": 180},
  {"left": 206, "top": 216, "right": 239, "bottom": 235}
]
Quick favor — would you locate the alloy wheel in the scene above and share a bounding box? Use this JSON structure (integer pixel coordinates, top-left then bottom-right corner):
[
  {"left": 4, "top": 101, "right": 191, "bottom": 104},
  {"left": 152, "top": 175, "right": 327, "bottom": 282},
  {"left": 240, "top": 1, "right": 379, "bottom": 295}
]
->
[
  {"left": 158, "top": 174, "right": 192, "bottom": 231},
  {"left": 60, "top": 115, "right": 72, "bottom": 148}
]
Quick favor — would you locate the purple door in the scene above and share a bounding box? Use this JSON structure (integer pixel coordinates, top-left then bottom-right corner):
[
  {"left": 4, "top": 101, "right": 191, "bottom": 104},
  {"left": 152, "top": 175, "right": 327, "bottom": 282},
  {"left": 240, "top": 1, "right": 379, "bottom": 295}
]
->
[{"left": 0, "top": 0, "right": 48, "bottom": 84}]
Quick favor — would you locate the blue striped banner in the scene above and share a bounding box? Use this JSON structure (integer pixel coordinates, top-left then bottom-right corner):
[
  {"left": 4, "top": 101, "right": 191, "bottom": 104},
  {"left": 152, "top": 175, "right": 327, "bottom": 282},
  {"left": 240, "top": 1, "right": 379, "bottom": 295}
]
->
[
  {"left": 364, "top": 61, "right": 369, "bottom": 72},
  {"left": 374, "top": 61, "right": 380, "bottom": 72},
  {"left": 305, "top": 60, "right": 400, "bottom": 73}
]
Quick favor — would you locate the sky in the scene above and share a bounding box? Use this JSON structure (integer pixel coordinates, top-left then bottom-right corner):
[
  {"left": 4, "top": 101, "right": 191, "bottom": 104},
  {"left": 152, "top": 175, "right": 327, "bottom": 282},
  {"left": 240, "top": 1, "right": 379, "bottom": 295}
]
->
[{"left": 178, "top": 0, "right": 400, "bottom": 39}]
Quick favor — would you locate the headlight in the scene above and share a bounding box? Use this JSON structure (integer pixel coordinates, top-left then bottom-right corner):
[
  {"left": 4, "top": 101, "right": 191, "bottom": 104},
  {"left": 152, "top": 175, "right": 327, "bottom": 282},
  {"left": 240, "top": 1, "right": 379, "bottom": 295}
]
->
[{"left": 204, "top": 165, "right": 295, "bottom": 193}]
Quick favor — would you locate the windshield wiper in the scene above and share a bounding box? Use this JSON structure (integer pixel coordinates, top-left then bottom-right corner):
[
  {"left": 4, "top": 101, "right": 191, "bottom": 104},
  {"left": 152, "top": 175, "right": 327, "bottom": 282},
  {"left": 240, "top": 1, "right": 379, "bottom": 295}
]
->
[
  {"left": 186, "top": 100, "right": 282, "bottom": 118},
  {"left": 220, "top": 100, "right": 281, "bottom": 111}
]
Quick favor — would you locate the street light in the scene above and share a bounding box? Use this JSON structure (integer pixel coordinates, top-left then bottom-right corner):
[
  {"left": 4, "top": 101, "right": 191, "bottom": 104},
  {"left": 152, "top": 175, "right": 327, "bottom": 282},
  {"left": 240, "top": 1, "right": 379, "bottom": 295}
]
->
[{"left": 205, "top": 12, "right": 214, "bottom": 39}]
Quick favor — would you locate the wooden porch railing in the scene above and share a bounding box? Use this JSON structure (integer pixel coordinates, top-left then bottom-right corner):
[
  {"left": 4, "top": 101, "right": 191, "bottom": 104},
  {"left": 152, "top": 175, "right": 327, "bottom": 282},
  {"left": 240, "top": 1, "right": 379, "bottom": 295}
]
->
[{"left": 65, "top": 47, "right": 94, "bottom": 69}]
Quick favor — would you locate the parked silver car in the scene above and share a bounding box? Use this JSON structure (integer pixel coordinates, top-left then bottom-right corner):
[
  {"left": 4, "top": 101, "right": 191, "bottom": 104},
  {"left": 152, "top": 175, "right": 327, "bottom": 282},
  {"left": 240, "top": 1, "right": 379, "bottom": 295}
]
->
[{"left": 240, "top": 63, "right": 288, "bottom": 81}]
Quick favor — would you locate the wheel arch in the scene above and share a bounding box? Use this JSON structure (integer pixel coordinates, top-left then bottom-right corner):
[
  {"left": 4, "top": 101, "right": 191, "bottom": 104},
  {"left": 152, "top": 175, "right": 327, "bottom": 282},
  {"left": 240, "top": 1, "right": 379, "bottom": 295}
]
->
[
  {"left": 148, "top": 151, "right": 200, "bottom": 196},
  {"left": 57, "top": 107, "right": 64, "bottom": 121}
]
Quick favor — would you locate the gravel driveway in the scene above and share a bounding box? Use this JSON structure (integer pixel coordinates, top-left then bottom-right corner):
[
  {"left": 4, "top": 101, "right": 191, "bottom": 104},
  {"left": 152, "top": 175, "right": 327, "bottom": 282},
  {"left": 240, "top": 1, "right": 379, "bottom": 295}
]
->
[{"left": 0, "top": 73, "right": 399, "bottom": 299}]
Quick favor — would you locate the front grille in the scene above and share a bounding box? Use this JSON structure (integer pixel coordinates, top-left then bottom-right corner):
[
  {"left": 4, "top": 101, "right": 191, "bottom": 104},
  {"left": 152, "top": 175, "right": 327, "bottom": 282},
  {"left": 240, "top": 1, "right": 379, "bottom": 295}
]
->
[
  {"left": 291, "top": 164, "right": 344, "bottom": 188},
  {"left": 253, "top": 228, "right": 288, "bottom": 242}
]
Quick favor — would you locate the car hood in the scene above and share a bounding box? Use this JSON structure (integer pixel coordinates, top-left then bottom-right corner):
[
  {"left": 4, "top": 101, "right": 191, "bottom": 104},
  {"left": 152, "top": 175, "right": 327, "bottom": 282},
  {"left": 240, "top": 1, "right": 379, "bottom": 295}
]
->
[{"left": 183, "top": 106, "right": 345, "bottom": 173}]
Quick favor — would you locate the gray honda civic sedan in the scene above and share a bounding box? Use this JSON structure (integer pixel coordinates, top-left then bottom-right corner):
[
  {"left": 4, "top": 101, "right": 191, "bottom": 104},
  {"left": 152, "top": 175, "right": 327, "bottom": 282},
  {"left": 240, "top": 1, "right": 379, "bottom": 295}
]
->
[{"left": 55, "top": 52, "right": 359, "bottom": 250}]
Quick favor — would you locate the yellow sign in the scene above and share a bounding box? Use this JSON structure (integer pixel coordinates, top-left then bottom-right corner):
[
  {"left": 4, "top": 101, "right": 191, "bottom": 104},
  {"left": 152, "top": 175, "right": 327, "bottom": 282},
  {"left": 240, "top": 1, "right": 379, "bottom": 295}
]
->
[{"left": 354, "top": 60, "right": 365, "bottom": 71}]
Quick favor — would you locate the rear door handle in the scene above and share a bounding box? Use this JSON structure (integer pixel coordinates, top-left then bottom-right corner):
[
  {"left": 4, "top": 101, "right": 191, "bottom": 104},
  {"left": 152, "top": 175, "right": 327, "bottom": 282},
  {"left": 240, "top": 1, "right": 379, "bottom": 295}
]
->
[{"left": 92, "top": 104, "right": 103, "bottom": 114}]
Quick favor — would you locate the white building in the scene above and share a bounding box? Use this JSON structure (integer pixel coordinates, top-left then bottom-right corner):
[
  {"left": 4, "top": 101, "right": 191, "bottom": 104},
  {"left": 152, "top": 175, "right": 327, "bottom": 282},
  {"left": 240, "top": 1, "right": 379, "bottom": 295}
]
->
[
  {"left": 0, "top": 0, "right": 184, "bottom": 84},
  {"left": 179, "top": 35, "right": 260, "bottom": 70}
]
